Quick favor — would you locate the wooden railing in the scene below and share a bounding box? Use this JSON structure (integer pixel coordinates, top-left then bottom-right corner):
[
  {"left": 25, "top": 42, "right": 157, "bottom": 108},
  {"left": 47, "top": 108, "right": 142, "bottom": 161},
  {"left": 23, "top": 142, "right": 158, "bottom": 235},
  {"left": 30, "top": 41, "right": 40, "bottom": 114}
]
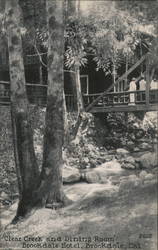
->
[
  {"left": 0, "top": 80, "right": 158, "bottom": 112},
  {"left": 83, "top": 90, "right": 158, "bottom": 108},
  {"left": 85, "top": 54, "right": 148, "bottom": 111}
]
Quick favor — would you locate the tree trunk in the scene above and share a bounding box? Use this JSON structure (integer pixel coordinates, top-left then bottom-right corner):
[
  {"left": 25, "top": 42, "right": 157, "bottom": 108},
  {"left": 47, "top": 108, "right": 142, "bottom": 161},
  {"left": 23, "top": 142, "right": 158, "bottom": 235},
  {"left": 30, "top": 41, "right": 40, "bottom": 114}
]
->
[
  {"left": 63, "top": 91, "right": 69, "bottom": 146},
  {"left": 69, "top": 67, "right": 78, "bottom": 111},
  {"left": 70, "top": 65, "right": 85, "bottom": 140},
  {"left": 75, "top": 65, "right": 84, "bottom": 114},
  {"left": 38, "top": 0, "right": 69, "bottom": 208},
  {"left": 67, "top": 0, "right": 84, "bottom": 114},
  {"left": 6, "top": 0, "right": 40, "bottom": 220},
  {"left": 39, "top": 63, "right": 43, "bottom": 85},
  {"left": 69, "top": 66, "right": 84, "bottom": 114},
  {"left": 125, "top": 56, "right": 128, "bottom": 90}
]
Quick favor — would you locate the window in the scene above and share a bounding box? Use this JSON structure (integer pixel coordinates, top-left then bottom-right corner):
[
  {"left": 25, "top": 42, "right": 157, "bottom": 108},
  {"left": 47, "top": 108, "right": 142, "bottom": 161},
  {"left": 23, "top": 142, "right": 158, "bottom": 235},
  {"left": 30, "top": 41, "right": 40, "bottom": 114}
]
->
[
  {"left": 80, "top": 75, "right": 89, "bottom": 94},
  {"left": 0, "top": 49, "right": 7, "bottom": 65}
]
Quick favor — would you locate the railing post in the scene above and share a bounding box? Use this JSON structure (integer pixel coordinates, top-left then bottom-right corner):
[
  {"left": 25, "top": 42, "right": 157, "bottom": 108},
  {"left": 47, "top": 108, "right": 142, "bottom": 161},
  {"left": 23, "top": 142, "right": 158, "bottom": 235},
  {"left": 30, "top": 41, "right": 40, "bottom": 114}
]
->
[{"left": 146, "top": 57, "right": 150, "bottom": 107}]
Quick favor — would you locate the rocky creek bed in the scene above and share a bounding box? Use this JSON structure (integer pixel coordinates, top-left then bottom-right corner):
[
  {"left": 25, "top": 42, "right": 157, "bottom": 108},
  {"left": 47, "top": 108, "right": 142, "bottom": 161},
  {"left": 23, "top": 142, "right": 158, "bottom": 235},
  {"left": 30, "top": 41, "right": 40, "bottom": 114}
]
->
[{"left": 0, "top": 110, "right": 157, "bottom": 250}]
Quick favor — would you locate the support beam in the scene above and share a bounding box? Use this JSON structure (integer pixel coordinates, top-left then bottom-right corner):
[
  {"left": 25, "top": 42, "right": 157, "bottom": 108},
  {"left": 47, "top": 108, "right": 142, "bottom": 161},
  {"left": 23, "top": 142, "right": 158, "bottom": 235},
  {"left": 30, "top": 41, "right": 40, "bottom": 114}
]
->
[{"left": 146, "top": 58, "right": 150, "bottom": 106}]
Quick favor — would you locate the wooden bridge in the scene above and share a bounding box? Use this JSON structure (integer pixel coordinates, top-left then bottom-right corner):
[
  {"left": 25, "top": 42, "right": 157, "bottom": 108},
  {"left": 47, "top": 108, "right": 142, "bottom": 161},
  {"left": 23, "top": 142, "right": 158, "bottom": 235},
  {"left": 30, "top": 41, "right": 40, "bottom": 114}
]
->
[
  {"left": 0, "top": 80, "right": 158, "bottom": 113},
  {"left": 0, "top": 52, "right": 158, "bottom": 113}
]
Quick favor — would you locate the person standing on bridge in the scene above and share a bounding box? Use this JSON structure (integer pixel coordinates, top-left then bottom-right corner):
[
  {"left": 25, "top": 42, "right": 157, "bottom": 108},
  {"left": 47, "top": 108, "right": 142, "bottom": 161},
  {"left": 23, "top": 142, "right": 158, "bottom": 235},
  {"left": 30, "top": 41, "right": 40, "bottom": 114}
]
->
[
  {"left": 129, "top": 77, "right": 136, "bottom": 105},
  {"left": 139, "top": 75, "right": 146, "bottom": 101},
  {"left": 0, "top": 83, "right": 5, "bottom": 96},
  {"left": 139, "top": 75, "right": 146, "bottom": 91},
  {"left": 150, "top": 78, "right": 158, "bottom": 89}
]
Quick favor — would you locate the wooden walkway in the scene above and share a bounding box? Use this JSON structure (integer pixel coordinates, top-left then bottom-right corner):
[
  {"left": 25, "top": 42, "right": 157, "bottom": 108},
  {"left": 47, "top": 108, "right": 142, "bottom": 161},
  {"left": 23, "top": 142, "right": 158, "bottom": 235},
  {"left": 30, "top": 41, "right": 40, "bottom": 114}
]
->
[
  {"left": 1, "top": 52, "right": 157, "bottom": 113},
  {"left": 0, "top": 81, "right": 158, "bottom": 113}
]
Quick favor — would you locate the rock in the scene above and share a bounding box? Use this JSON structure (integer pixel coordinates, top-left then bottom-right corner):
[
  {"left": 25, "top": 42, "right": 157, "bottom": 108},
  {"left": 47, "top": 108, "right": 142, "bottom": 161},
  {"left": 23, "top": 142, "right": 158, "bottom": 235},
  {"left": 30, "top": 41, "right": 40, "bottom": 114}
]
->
[
  {"left": 133, "top": 147, "right": 140, "bottom": 152},
  {"left": 124, "top": 156, "right": 136, "bottom": 165},
  {"left": 85, "top": 185, "right": 119, "bottom": 199},
  {"left": 116, "top": 148, "right": 129, "bottom": 156},
  {"left": 152, "top": 167, "right": 158, "bottom": 175},
  {"left": 139, "top": 142, "right": 151, "bottom": 150},
  {"left": 126, "top": 141, "right": 135, "bottom": 150},
  {"left": 139, "top": 172, "right": 156, "bottom": 187},
  {"left": 143, "top": 178, "right": 157, "bottom": 187},
  {"left": 128, "top": 174, "right": 139, "bottom": 180},
  {"left": 0, "top": 191, "right": 9, "bottom": 200},
  {"left": 63, "top": 166, "right": 81, "bottom": 183},
  {"left": 135, "top": 129, "right": 145, "bottom": 139},
  {"left": 139, "top": 170, "right": 148, "bottom": 179},
  {"left": 144, "top": 173, "right": 154, "bottom": 180},
  {"left": 122, "top": 162, "right": 136, "bottom": 170},
  {"left": 137, "top": 152, "right": 157, "bottom": 169},
  {"left": 80, "top": 185, "right": 119, "bottom": 208},
  {"left": 85, "top": 171, "right": 101, "bottom": 183},
  {"left": 119, "top": 175, "right": 141, "bottom": 191},
  {"left": 109, "top": 176, "right": 120, "bottom": 185},
  {"left": 85, "top": 160, "right": 125, "bottom": 184},
  {"left": 89, "top": 159, "right": 97, "bottom": 168},
  {"left": 129, "top": 134, "right": 136, "bottom": 141},
  {"left": 105, "top": 155, "right": 115, "bottom": 162},
  {"left": 101, "top": 160, "right": 121, "bottom": 170},
  {"left": 121, "top": 156, "right": 136, "bottom": 169}
]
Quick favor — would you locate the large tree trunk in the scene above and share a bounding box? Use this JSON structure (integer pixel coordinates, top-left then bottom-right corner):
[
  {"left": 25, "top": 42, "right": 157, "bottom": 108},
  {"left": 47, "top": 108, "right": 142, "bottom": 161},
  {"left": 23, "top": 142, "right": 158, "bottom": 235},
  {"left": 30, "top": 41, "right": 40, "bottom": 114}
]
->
[
  {"left": 38, "top": 0, "right": 68, "bottom": 208},
  {"left": 63, "top": 91, "right": 69, "bottom": 146},
  {"left": 70, "top": 65, "right": 84, "bottom": 113},
  {"left": 67, "top": 0, "right": 84, "bottom": 114},
  {"left": 6, "top": 0, "right": 40, "bottom": 220},
  {"left": 75, "top": 65, "right": 84, "bottom": 113}
]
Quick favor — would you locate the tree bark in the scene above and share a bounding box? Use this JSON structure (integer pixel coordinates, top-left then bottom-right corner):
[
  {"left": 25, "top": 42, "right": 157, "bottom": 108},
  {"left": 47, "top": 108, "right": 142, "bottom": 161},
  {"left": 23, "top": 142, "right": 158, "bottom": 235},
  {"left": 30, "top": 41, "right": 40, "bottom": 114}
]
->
[
  {"left": 75, "top": 65, "right": 84, "bottom": 114},
  {"left": 6, "top": 0, "right": 40, "bottom": 219},
  {"left": 63, "top": 91, "right": 69, "bottom": 146},
  {"left": 38, "top": 0, "right": 68, "bottom": 208},
  {"left": 67, "top": 0, "right": 84, "bottom": 114}
]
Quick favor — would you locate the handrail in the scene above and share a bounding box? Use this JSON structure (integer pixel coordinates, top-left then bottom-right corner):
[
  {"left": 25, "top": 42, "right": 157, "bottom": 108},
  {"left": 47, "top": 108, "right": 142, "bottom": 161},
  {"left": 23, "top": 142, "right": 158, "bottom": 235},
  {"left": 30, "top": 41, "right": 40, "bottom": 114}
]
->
[
  {"left": 85, "top": 53, "right": 148, "bottom": 111},
  {"left": 0, "top": 81, "right": 48, "bottom": 88},
  {"left": 0, "top": 81, "right": 10, "bottom": 85}
]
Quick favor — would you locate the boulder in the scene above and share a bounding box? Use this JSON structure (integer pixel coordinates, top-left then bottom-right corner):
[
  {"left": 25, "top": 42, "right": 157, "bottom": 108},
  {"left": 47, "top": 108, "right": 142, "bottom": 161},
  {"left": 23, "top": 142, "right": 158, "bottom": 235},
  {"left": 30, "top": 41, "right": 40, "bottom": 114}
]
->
[
  {"left": 0, "top": 191, "right": 8, "bottom": 200},
  {"left": 101, "top": 160, "right": 122, "bottom": 170},
  {"left": 63, "top": 166, "right": 81, "bottom": 183},
  {"left": 133, "top": 147, "right": 140, "bottom": 152},
  {"left": 84, "top": 185, "right": 119, "bottom": 199},
  {"left": 109, "top": 176, "right": 121, "bottom": 185},
  {"left": 139, "top": 142, "right": 151, "bottom": 150},
  {"left": 139, "top": 170, "right": 148, "bottom": 179},
  {"left": 124, "top": 156, "right": 136, "bottom": 165},
  {"left": 144, "top": 173, "right": 155, "bottom": 181},
  {"left": 79, "top": 185, "right": 119, "bottom": 208},
  {"left": 143, "top": 178, "right": 157, "bottom": 187},
  {"left": 119, "top": 175, "right": 141, "bottom": 191},
  {"left": 116, "top": 148, "right": 129, "bottom": 156},
  {"left": 121, "top": 156, "right": 136, "bottom": 169},
  {"left": 80, "top": 157, "right": 90, "bottom": 169},
  {"left": 85, "top": 160, "right": 125, "bottom": 184},
  {"left": 85, "top": 171, "right": 102, "bottom": 183},
  {"left": 152, "top": 168, "right": 158, "bottom": 175},
  {"left": 105, "top": 155, "right": 115, "bottom": 162},
  {"left": 121, "top": 162, "right": 136, "bottom": 170},
  {"left": 137, "top": 152, "right": 157, "bottom": 169}
]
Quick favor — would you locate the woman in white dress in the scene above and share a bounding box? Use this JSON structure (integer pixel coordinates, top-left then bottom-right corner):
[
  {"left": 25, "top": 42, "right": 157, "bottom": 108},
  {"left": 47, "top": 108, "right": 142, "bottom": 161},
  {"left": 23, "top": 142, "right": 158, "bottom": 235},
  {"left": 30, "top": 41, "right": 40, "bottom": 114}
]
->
[
  {"left": 150, "top": 78, "right": 158, "bottom": 90},
  {"left": 139, "top": 76, "right": 146, "bottom": 101},
  {"left": 139, "top": 76, "right": 146, "bottom": 90},
  {"left": 129, "top": 77, "right": 136, "bottom": 105}
]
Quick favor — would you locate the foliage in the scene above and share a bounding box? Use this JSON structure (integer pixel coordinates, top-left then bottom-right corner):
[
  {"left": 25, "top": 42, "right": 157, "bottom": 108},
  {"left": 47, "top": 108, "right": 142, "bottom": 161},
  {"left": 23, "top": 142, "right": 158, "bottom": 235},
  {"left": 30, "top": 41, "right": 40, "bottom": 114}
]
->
[
  {"left": 65, "top": 1, "right": 157, "bottom": 78},
  {"left": 64, "top": 17, "right": 90, "bottom": 68},
  {"left": 0, "top": 108, "right": 18, "bottom": 198}
]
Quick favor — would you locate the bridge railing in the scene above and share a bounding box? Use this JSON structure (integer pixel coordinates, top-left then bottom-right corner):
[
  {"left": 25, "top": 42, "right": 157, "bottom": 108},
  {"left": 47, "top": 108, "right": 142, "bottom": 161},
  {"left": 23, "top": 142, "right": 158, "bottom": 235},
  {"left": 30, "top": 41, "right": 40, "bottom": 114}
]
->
[
  {"left": 83, "top": 90, "right": 158, "bottom": 107},
  {"left": 0, "top": 81, "right": 158, "bottom": 110}
]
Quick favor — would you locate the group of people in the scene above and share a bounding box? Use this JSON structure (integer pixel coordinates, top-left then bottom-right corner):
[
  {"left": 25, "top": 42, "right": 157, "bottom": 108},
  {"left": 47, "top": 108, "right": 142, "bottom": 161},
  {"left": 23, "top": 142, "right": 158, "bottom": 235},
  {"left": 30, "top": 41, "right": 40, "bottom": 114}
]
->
[{"left": 128, "top": 76, "right": 158, "bottom": 105}]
